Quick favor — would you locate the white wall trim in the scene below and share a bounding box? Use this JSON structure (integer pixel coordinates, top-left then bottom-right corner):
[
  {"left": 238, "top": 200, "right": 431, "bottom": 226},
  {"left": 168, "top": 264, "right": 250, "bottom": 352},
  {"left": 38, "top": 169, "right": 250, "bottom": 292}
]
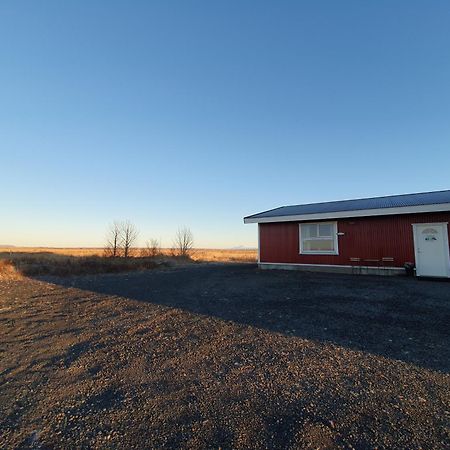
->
[
  {"left": 244, "top": 203, "right": 450, "bottom": 224},
  {"left": 257, "top": 223, "right": 261, "bottom": 264},
  {"left": 261, "top": 262, "right": 353, "bottom": 268},
  {"left": 258, "top": 262, "right": 405, "bottom": 275}
]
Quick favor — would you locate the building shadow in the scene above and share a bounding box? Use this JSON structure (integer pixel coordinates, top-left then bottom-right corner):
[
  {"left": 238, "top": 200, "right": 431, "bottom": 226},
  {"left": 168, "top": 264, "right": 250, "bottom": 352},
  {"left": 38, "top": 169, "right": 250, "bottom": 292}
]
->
[{"left": 40, "top": 263, "right": 450, "bottom": 373}]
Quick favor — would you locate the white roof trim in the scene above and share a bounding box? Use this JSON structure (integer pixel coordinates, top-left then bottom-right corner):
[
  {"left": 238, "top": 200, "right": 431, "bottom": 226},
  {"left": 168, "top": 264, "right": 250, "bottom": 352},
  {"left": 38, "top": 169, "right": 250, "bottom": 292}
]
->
[{"left": 244, "top": 203, "right": 450, "bottom": 224}]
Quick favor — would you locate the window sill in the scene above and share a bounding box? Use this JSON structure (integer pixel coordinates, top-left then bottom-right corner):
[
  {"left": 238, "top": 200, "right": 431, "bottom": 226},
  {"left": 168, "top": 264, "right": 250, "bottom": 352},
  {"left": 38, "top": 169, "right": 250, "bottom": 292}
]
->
[{"left": 300, "top": 252, "right": 339, "bottom": 256}]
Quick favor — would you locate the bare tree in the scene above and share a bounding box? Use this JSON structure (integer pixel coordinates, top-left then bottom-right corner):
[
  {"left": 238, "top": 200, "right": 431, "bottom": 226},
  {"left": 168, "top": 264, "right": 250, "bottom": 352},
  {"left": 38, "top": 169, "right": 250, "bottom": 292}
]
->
[
  {"left": 173, "top": 227, "right": 194, "bottom": 257},
  {"left": 104, "top": 221, "right": 122, "bottom": 257},
  {"left": 121, "top": 221, "right": 139, "bottom": 258},
  {"left": 140, "top": 238, "right": 161, "bottom": 258}
]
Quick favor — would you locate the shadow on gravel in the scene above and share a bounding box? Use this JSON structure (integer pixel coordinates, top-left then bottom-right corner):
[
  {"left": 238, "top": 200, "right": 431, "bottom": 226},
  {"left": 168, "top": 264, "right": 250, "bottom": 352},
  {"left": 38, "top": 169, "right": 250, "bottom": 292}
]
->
[{"left": 43, "top": 264, "right": 450, "bottom": 373}]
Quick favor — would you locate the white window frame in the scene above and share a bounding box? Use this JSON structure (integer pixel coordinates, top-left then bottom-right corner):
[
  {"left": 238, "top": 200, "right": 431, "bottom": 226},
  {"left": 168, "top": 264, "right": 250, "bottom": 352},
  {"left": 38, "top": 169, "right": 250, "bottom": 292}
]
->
[{"left": 299, "top": 221, "right": 339, "bottom": 255}]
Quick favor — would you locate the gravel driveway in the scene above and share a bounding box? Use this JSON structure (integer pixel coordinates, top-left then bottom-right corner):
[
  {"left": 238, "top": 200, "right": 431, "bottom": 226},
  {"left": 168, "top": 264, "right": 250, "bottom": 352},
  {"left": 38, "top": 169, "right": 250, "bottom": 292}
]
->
[{"left": 1, "top": 264, "right": 449, "bottom": 449}]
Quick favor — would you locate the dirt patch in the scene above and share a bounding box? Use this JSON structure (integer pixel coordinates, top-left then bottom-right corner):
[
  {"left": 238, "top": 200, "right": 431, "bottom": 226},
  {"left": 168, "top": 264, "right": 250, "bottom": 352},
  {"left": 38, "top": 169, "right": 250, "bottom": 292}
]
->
[{"left": 1, "top": 265, "right": 449, "bottom": 449}]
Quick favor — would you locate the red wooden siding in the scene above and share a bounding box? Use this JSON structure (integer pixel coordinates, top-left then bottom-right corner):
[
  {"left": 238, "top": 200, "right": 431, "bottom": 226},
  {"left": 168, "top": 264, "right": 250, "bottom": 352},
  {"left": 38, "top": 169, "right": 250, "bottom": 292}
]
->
[{"left": 259, "top": 212, "right": 450, "bottom": 267}]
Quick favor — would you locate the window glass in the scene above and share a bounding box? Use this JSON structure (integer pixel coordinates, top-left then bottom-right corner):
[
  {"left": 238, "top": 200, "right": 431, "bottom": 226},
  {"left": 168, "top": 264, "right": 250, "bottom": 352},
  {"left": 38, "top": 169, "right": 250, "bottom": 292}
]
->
[
  {"left": 303, "top": 239, "right": 334, "bottom": 252},
  {"left": 318, "top": 223, "right": 333, "bottom": 237},
  {"left": 300, "top": 222, "right": 337, "bottom": 254},
  {"left": 302, "top": 224, "right": 317, "bottom": 238},
  {"left": 422, "top": 228, "right": 437, "bottom": 234}
]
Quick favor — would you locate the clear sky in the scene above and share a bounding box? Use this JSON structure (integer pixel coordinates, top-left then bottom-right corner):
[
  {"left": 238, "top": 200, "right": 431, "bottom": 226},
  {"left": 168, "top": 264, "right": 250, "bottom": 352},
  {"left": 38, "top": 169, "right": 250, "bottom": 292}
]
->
[{"left": 1, "top": 1, "right": 449, "bottom": 248}]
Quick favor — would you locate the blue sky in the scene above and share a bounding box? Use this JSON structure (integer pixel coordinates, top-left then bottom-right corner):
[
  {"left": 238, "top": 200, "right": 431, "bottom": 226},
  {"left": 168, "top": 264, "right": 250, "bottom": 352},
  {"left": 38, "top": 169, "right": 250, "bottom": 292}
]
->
[{"left": 1, "top": 1, "right": 449, "bottom": 248}]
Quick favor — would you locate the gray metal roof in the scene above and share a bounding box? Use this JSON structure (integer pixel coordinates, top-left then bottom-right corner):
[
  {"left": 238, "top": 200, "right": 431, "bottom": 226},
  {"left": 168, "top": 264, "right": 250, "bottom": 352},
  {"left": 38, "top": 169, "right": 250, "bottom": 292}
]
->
[{"left": 244, "top": 190, "right": 450, "bottom": 222}]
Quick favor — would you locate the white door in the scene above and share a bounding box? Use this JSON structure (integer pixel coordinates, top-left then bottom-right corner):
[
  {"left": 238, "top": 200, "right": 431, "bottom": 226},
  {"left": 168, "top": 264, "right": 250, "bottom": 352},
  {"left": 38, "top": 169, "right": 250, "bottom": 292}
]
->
[{"left": 413, "top": 223, "right": 450, "bottom": 277}]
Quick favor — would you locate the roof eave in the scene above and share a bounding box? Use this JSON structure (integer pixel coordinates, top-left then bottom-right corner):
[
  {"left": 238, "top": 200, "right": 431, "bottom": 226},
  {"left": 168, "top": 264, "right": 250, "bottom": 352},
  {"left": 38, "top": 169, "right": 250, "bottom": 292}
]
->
[{"left": 243, "top": 203, "right": 450, "bottom": 224}]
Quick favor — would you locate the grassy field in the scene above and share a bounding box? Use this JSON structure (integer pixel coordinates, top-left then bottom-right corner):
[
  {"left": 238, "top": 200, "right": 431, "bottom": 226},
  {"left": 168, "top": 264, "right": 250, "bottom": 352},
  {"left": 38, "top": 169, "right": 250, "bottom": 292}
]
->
[
  {"left": 0, "top": 247, "right": 257, "bottom": 261},
  {"left": 0, "top": 247, "right": 257, "bottom": 278}
]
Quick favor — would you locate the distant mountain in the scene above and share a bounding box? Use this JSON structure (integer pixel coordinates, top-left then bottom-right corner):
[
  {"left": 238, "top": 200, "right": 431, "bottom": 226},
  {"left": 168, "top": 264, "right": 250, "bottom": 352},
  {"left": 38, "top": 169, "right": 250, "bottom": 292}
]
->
[{"left": 0, "top": 245, "right": 15, "bottom": 248}]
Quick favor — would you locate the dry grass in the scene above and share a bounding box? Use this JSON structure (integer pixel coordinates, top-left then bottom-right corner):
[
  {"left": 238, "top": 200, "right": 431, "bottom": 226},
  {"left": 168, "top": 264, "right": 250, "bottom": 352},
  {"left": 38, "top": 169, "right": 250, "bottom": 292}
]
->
[
  {"left": 190, "top": 248, "right": 257, "bottom": 263},
  {"left": 0, "top": 253, "right": 166, "bottom": 277},
  {"left": 0, "top": 259, "right": 22, "bottom": 280},
  {"left": 0, "top": 247, "right": 107, "bottom": 257},
  {"left": 0, "top": 247, "right": 257, "bottom": 278},
  {"left": 0, "top": 247, "right": 257, "bottom": 261}
]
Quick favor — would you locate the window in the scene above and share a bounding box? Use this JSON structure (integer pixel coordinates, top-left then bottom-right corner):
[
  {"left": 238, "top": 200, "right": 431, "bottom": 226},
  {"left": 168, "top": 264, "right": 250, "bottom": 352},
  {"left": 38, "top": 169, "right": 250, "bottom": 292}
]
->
[{"left": 300, "top": 222, "right": 338, "bottom": 255}]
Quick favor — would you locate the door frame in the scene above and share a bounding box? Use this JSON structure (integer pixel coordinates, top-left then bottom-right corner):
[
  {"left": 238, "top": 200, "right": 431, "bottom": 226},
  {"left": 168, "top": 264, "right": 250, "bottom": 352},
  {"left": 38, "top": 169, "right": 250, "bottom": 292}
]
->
[{"left": 412, "top": 222, "right": 450, "bottom": 278}]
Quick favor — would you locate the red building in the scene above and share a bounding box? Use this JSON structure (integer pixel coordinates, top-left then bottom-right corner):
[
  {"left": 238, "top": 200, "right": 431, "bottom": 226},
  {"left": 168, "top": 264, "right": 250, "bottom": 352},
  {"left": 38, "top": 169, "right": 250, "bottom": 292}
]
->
[{"left": 244, "top": 190, "right": 450, "bottom": 278}]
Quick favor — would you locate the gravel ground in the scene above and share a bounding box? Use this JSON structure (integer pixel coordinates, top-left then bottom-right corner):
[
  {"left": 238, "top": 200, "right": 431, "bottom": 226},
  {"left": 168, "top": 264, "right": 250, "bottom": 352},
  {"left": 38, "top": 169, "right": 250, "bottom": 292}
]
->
[{"left": 1, "top": 264, "right": 449, "bottom": 449}]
